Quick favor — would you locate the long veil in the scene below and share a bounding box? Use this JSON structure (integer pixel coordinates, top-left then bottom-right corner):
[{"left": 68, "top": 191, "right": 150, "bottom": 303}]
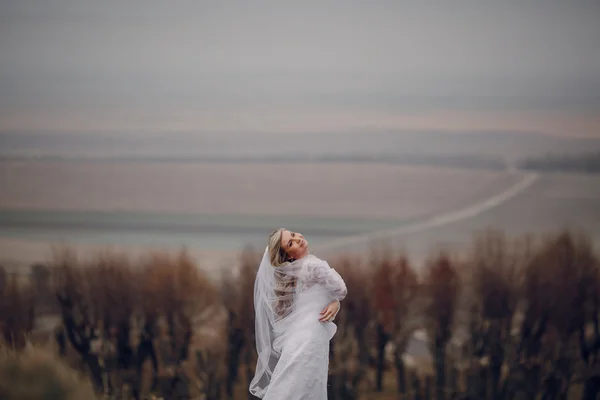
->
[{"left": 249, "top": 246, "right": 305, "bottom": 398}]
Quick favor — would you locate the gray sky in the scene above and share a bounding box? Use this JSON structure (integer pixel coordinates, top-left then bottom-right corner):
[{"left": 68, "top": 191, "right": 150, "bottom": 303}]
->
[{"left": 1, "top": 0, "right": 599, "bottom": 135}]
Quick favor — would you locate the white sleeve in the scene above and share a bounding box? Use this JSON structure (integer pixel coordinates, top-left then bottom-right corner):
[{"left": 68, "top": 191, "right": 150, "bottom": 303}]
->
[{"left": 307, "top": 258, "right": 348, "bottom": 301}]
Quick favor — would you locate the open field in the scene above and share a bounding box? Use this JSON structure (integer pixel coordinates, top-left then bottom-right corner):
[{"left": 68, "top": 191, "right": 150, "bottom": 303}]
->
[
  {"left": 0, "top": 160, "right": 520, "bottom": 219},
  {"left": 0, "top": 160, "right": 521, "bottom": 263},
  {"left": 319, "top": 172, "right": 600, "bottom": 263},
  {"left": 0, "top": 160, "right": 599, "bottom": 269}
]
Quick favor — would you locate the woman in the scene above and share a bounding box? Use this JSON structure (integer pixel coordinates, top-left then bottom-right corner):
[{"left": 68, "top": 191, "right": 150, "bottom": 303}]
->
[{"left": 249, "top": 228, "right": 348, "bottom": 399}]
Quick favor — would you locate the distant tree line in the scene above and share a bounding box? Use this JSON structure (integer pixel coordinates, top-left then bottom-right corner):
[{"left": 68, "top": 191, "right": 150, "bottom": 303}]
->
[
  {"left": 518, "top": 152, "right": 600, "bottom": 174},
  {"left": 0, "top": 153, "right": 508, "bottom": 171}
]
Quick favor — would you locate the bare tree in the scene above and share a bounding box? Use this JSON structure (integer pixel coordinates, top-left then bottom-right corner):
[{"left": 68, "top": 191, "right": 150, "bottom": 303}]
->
[
  {"left": 370, "top": 249, "right": 420, "bottom": 395},
  {"left": 423, "top": 252, "right": 460, "bottom": 400},
  {"left": 195, "top": 335, "right": 227, "bottom": 399},
  {"left": 30, "top": 263, "right": 52, "bottom": 313},
  {"left": 53, "top": 248, "right": 105, "bottom": 392},
  {"left": 220, "top": 246, "right": 260, "bottom": 399},
  {"left": 580, "top": 250, "right": 600, "bottom": 400},
  {"left": 536, "top": 231, "right": 599, "bottom": 400},
  {"left": 464, "top": 230, "right": 526, "bottom": 400},
  {"left": 329, "top": 256, "right": 372, "bottom": 400},
  {"left": 238, "top": 248, "right": 260, "bottom": 399},
  {"left": 0, "top": 270, "right": 35, "bottom": 349},
  {"left": 52, "top": 246, "right": 217, "bottom": 398},
  {"left": 485, "top": 230, "right": 600, "bottom": 400},
  {"left": 371, "top": 249, "right": 396, "bottom": 392},
  {"left": 138, "top": 248, "right": 217, "bottom": 399},
  {"left": 390, "top": 255, "right": 421, "bottom": 397}
]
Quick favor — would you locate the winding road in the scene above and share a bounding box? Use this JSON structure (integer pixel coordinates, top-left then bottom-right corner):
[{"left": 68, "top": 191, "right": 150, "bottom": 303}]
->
[{"left": 315, "top": 171, "right": 540, "bottom": 253}]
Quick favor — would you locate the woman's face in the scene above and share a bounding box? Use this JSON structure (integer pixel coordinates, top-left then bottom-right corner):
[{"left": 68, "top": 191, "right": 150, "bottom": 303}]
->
[{"left": 280, "top": 229, "right": 309, "bottom": 261}]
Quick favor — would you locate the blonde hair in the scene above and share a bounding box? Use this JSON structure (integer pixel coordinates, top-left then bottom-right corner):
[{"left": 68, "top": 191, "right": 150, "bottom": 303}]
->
[
  {"left": 268, "top": 228, "right": 296, "bottom": 317},
  {"left": 268, "top": 228, "right": 289, "bottom": 267}
]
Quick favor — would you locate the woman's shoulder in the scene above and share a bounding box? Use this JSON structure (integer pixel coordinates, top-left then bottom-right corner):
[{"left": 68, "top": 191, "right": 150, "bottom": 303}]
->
[{"left": 299, "top": 254, "right": 329, "bottom": 269}]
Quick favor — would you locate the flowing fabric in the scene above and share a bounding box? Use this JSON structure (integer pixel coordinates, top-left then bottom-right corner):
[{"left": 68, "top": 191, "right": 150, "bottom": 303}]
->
[{"left": 249, "top": 247, "right": 347, "bottom": 399}]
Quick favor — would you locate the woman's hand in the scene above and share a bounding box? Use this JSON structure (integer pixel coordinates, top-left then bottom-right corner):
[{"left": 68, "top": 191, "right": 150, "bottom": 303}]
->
[{"left": 319, "top": 300, "right": 340, "bottom": 322}]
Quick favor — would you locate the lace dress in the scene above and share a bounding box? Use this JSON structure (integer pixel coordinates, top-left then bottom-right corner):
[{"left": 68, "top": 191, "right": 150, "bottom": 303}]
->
[{"left": 262, "top": 255, "right": 347, "bottom": 400}]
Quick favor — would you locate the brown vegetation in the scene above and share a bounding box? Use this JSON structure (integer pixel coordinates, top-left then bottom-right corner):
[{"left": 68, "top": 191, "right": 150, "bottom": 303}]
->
[
  {"left": 0, "top": 265, "right": 35, "bottom": 348},
  {"left": 0, "top": 229, "right": 599, "bottom": 400},
  {"left": 0, "top": 343, "right": 100, "bottom": 400}
]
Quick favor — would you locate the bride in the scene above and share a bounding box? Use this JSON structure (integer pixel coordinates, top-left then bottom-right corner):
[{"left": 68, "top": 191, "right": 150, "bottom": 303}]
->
[{"left": 249, "top": 228, "right": 348, "bottom": 399}]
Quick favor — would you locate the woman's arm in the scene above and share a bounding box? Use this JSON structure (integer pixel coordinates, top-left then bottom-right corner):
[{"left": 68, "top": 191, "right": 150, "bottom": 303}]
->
[{"left": 308, "top": 259, "right": 348, "bottom": 301}]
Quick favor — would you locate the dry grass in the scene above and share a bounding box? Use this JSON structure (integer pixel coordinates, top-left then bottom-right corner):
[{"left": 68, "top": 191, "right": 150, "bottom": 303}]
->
[{"left": 0, "top": 342, "right": 100, "bottom": 400}]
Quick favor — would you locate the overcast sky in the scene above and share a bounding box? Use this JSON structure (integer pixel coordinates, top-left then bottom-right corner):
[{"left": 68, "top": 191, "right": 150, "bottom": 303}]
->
[{"left": 1, "top": 0, "right": 599, "bottom": 135}]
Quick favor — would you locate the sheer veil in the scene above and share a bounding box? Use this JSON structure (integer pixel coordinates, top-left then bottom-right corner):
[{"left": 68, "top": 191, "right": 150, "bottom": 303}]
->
[{"left": 249, "top": 246, "right": 306, "bottom": 398}]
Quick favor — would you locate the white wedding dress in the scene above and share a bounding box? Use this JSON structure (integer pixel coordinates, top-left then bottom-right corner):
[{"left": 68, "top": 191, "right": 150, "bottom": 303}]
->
[{"left": 252, "top": 254, "right": 348, "bottom": 400}]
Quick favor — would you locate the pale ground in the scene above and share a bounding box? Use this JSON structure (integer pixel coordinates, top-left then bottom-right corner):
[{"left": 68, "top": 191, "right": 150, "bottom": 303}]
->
[
  {"left": 0, "top": 160, "right": 518, "bottom": 220},
  {"left": 0, "top": 160, "right": 523, "bottom": 269},
  {"left": 2, "top": 161, "right": 598, "bottom": 272},
  {"left": 0, "top": 236, "right": 238, "bottom": 278}
]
